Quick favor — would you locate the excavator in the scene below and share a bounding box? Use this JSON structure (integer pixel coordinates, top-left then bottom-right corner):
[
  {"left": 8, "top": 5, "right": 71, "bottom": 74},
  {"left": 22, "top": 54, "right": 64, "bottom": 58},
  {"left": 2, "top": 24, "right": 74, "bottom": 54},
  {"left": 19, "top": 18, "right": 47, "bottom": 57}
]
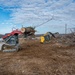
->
[
  {"left": 0, "top": 29, "right": 22, "bottom": 52},
  {"left": 40, "top": 32, "right": 55, "bottom": 43},
  {"left": 0, "top": 27, "right": 36, "bottom": 52}
]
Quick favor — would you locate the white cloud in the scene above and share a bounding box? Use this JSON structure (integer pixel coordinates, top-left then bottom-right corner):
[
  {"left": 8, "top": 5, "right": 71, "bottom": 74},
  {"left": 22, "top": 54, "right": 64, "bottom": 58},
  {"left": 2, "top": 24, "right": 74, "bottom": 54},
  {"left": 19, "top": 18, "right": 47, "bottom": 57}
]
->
[{"left": 0, "top": 0, "right": 75, "bottom": 33}]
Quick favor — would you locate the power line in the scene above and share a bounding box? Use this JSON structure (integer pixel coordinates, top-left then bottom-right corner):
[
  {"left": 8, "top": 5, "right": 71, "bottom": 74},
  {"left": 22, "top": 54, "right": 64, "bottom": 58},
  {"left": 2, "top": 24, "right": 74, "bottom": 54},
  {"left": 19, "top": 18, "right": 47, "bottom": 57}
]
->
[{"left": 34, "top": 16, "right": 53, "bottom": 28}]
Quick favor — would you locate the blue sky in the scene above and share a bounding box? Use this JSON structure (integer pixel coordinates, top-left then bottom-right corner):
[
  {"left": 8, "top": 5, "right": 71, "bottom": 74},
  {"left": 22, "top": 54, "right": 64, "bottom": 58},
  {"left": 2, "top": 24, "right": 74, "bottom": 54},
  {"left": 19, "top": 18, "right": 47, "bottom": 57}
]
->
[{"left": 0, "top": 0, "right": 75, "bottom": 34}]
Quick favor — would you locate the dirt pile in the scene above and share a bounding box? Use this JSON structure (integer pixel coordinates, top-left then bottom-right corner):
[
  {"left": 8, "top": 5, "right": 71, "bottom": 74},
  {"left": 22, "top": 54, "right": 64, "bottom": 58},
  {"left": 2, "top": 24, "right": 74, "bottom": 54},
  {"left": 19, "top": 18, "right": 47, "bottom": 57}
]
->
[{"left": 0, "top": 38, "right": 75, "bottom": 75}]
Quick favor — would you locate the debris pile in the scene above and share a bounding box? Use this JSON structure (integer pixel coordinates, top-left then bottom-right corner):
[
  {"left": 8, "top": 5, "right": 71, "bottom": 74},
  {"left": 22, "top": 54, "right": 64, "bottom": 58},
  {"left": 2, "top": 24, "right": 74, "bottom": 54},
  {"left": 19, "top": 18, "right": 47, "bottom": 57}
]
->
[{"left": 54, "top": 33, "right": 75, "bottom": 46}]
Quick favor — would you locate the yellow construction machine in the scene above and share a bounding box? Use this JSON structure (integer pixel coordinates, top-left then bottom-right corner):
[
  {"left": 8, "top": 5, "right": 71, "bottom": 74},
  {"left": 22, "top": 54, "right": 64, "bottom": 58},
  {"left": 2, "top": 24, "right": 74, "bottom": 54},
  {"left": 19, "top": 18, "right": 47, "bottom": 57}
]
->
[{"left": 40, "top": 32, "right": 55, "bottom": 43}]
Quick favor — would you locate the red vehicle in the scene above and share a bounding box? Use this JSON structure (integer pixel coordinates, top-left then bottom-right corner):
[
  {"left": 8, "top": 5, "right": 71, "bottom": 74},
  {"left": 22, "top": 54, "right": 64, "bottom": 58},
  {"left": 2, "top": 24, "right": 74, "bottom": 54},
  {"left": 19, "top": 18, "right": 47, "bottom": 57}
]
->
[
  {"left": 0, "top": 27, "right": 35, "bottom": 52},
  {"left": 3, "top": 29, "right": 22, "bottom": 40},
  {"left": 0, "top": 29, "right": 22, "bottom": 52}
]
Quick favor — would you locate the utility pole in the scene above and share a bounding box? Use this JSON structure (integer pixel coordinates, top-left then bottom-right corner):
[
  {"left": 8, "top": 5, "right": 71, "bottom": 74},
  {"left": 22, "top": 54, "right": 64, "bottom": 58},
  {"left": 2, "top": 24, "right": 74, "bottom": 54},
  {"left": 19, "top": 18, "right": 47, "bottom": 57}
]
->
[{"left": 65, "top": 24, "right": 67, "bottom": 34}]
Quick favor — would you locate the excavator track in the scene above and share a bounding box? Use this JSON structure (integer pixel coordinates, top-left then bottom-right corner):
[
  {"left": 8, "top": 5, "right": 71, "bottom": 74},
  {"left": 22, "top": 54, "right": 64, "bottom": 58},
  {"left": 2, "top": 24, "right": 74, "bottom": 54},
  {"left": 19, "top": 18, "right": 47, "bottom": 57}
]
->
[{"left": 2, "top": 44, "right": 20, "bottom": 52}]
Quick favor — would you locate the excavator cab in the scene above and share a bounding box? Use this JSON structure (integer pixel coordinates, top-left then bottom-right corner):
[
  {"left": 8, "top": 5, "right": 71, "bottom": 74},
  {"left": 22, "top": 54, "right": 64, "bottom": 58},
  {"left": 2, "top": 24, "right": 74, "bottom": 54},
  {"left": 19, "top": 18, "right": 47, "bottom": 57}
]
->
[{"left": 4, "top": 34, "right": 19, "bottom": 45}]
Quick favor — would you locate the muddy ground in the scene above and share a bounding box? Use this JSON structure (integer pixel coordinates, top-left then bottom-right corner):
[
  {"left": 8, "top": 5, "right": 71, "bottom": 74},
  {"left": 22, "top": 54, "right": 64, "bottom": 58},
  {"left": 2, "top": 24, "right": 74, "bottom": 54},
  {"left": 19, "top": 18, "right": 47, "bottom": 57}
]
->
[{"left": 0, "top": 38, "right": 75, "bottom": 75}]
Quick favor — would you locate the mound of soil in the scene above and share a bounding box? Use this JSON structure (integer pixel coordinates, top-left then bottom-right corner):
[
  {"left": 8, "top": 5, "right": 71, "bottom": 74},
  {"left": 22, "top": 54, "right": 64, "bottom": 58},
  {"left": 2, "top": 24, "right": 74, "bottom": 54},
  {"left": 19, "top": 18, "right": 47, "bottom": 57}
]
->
[{"left": 0, "top": 39, "right": 75, "bottom": 75}]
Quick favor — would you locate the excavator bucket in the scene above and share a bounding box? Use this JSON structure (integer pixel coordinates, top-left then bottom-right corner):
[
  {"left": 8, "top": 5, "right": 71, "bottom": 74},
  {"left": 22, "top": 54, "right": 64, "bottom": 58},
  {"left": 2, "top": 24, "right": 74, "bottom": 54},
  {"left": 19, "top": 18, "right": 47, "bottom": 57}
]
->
[
  {"left": 40, "top": 32, "right": 55, "bottom": 43},
  {"left": 40, "top": 36, "right": 45, "bottom": 43}
]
